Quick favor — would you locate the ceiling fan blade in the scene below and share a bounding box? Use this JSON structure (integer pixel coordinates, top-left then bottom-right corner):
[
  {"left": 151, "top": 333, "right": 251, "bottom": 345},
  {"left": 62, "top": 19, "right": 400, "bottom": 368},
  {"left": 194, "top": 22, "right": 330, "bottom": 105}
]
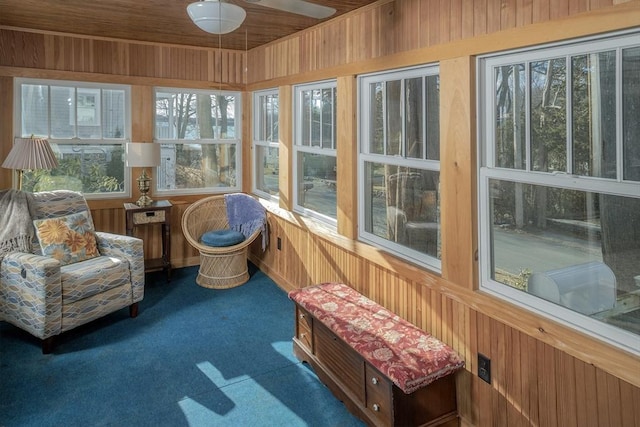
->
[{"left": 244, "top": 0, "right": 336, "bottom": 19}]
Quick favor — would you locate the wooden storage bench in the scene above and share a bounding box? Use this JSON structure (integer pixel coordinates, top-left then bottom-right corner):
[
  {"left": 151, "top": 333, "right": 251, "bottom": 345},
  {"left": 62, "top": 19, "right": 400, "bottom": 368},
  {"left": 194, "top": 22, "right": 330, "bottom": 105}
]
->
[{"left": 289, "top": 283, "right": 465, "bottom": 427}]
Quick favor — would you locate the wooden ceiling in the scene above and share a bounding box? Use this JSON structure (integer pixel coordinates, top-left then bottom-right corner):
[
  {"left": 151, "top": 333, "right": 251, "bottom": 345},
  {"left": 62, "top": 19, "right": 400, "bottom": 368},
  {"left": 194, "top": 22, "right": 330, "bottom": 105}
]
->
[{"left": 0, "top": 0, "right": 379, "bottom": 51}]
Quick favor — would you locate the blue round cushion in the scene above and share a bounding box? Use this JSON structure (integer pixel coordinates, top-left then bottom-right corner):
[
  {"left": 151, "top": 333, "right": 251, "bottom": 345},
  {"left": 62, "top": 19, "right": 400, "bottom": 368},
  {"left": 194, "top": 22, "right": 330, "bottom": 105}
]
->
[{"left": 200, "top": 229, "right": 246, "bottom": 247}]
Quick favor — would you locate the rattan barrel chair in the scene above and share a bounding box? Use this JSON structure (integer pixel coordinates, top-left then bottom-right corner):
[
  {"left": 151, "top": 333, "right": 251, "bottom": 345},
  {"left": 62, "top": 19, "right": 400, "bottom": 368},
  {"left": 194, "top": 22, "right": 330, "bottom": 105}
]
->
[{"left": 181, "top": 193, "right": 266, "bottom": 289}]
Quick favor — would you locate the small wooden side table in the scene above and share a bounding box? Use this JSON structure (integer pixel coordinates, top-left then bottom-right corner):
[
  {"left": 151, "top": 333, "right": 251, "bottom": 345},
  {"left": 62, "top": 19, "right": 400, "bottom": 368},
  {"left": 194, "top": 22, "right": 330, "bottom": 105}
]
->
[{"left": 124, "top": 200, "right": 172, "bottom": 281}]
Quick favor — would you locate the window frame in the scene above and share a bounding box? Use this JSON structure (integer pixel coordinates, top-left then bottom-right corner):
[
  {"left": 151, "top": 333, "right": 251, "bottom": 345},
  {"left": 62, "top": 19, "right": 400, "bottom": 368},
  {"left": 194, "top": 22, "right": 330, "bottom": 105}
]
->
[
  {"left": 477, "top": 30, "right": 640, "bottom": 355},
  {"left": 14, "top": 78, "right": 131, "bottom": 199},
  {"left": 153, "top": 87, "right": 242, "bottom": 196},
  {"left": 252, "top": 88, "right": 280, "bottom": 201},
  {"left": 292, "top": 80, "right": 338, "bottom": 225},
  {"left": 358, "top": 64, "right": 442, "bottom": 272}
]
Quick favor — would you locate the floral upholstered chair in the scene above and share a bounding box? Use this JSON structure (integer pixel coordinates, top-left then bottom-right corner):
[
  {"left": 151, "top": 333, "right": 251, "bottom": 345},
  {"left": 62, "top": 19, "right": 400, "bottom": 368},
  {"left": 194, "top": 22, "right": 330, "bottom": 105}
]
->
[{"left": 0, "top": 190, "right": 144, "bottom": 353}]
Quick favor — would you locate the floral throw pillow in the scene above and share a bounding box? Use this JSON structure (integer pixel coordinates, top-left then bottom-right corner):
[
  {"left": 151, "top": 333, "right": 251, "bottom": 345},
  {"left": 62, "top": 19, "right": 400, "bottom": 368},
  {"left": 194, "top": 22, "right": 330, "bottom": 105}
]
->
[{"left": 33, "top": 211, "right": 100, "bottom": 265}]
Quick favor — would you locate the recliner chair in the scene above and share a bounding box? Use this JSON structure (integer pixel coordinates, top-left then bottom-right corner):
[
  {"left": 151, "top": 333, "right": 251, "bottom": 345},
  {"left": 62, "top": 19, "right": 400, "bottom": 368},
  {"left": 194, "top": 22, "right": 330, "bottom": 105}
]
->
[{"left": 0, "top": 190, "right": 144, "bottom": 353}]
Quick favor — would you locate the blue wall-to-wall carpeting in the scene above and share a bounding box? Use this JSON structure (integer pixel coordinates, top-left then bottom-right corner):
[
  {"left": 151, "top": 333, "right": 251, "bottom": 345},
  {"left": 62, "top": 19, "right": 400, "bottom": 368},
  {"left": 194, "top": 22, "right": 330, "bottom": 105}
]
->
[{"left": 0, "top": 266, "right": 364, "bottom": 427}]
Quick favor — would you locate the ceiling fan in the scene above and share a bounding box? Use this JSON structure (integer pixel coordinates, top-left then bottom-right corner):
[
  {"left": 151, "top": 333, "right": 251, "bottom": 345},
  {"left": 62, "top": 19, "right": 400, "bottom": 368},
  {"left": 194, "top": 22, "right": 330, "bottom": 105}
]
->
[
  {"left": 243, "top": 0, "right": 336, "bottom": 19},
  {"left": 187, "top": 0, "right": 337, "bottom": 36}
]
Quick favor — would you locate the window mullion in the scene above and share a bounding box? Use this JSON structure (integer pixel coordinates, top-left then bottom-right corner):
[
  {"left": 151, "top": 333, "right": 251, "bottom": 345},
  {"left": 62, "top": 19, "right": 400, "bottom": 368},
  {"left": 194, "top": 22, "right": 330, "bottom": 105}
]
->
[
  {"left": 383, "top": 82, "right": 387, "bottom": 156},
  {"left": 616, "top": 47, "right": 624, "bottom": 182},
  {"left": 525, "top": 63, "right": 531, "bottom": 171},
  {"left": 566, "top": 55, "right": 573, "bottom": 175},
  {"left": 401, "top": 78, "right": 406, "bottom": 158},
  {"left": 422, "top": 75, "right": 427, "bottom": 160}
]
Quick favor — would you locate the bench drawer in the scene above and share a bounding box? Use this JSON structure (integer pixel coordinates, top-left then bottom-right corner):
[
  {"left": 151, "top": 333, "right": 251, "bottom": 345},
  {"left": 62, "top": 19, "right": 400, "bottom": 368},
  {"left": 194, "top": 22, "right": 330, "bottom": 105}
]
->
[
  {"left": 295, "top": 306, "right": 313, "bottom": 350},
  {"left": 365, "top": 363, "right": 393, "bottom": 426}
]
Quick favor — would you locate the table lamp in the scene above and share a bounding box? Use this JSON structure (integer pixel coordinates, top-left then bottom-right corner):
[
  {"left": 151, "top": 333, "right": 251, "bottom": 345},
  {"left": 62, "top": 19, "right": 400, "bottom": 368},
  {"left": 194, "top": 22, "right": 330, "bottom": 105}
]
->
[
  {"left": 126, "top": 142, "right": 161, "bottom": 206},
  {"left": 1, "top": 136, "right": 59, "bottom": 189}
]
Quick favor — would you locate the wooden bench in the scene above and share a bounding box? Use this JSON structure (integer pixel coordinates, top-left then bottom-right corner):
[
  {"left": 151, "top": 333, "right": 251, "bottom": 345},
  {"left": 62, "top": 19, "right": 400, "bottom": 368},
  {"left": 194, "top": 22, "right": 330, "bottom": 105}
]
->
[{"left": 289, "top": 283, "right": 465, "bottom": 427}]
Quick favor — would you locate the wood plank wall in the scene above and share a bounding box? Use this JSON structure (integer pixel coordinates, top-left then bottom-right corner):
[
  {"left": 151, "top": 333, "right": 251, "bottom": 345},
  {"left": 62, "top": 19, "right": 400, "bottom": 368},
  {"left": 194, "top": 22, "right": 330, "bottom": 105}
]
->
[
  {"left": 244, "top": 1, "right": 640, "bottom": 426},
  {"left": 1, "top": 0, "right": 639, "bottom": 425}
]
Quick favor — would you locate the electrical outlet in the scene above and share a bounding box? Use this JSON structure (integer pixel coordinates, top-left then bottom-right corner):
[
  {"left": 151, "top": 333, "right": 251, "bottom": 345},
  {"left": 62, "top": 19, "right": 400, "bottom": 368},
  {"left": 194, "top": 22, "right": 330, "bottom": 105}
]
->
[
  {"left": 478, "top": 353, "right": 491, "bottom": 384},
  {"left": 277, "top": 237, "right": 282, "bottom": 250}
]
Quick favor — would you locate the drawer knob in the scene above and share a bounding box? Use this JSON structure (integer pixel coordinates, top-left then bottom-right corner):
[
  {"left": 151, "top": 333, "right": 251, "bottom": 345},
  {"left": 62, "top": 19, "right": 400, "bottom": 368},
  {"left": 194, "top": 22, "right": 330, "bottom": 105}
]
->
[
  {"left": 299, "top": 313, "right": 305, "bottom": 319},
  {"left": 300, "top": 333, "right": 306, "bottom": 339},
  {"left": 371, "top": 377, "right": 379, "bottom": 385},
  {"left": 372, "top": 403, "right": 380, "bottom": 412}
]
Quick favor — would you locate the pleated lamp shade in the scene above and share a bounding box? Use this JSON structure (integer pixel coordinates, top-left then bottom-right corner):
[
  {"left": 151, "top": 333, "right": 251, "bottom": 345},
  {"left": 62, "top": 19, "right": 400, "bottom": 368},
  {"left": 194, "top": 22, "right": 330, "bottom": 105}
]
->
[{"left": 2, "top": 137, "right": 59, "bottom": 171}]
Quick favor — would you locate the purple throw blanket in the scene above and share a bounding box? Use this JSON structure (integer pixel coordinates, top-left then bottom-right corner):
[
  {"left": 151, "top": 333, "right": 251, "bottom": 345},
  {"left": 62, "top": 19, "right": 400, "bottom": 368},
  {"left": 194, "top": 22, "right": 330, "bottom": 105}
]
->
[{"left": 224, "top": 193, "right": 268, "bottom": 250}]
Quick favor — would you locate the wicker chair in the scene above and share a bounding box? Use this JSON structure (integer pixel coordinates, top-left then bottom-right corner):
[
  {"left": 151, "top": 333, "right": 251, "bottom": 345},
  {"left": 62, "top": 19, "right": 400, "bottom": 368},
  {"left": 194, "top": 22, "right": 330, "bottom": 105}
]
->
[{"left": 181, "top": 194, "right": 266, "bottom": 289}]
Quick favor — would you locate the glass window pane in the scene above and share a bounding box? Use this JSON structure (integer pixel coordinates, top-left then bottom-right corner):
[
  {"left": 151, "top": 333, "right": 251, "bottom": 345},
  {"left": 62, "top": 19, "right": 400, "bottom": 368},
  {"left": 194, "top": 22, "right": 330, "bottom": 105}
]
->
[
  {"left": 216, "top": 94, "right": 236, "bottom": 139},
  {"left": 405, "top": 77, "right": 424, "bottom": 159},
  {"left": 301, "top": 90, "right": 311, "bottom": 146},
  {"left": 489, "top": 178, "right": 640, "bottom": 335},
  {"left": 623, "top": 46, "right": 640, "bottom": 182},
  {"left": 157, "top": 143, "right": 236, "bottom": 190},
  {"left": 297, "top": 152, "right": 336, "bottom": 219},
  {"left": 102, "top": 89, "right": 126, "bottom": 139},
  {"left": 571, "top": 52, "right": 617, "bottom": 179},
  {"left": 76, "top": 88, "right": 101, "bottom": 139},
  {"left": 369, "top": 82, "right": 384, "bottom": 154},
  {"left": 495, "top": 64, "right": 526, "bottom": 169},
  {"left": 321, "top": 88, "right": 334, "bottom": 149},
  {"left": 530, "top": 59, "right": 567, "bottom": 172},
  {"left": 21, "top": 84, "right": 49, "bottom": 137},
  {"left": 311, "top": 89, "right": 321, "bottom": 147},
  {"left": 386, "top": 80, "right": 402, "bottom": 156},
  {"left": 155, "top": 92, "right": 237, "bottom": 141},
  {"left": 255, "top": 145, "right": 279, "bottom": 196},
  {"left": 425, "top": 75, "right": 440, "bottom": 161},
  {"left": 271, "top": 94, "right": 279, "bottom": 141},
  {"left": 22, "top": 144, "right": 124, "bottom": 194},
  {"left": 50, "top": 86, "right": 74, "bottom": 138},
  {"left": 257, "top": 93, "right": 278, "bottom": 142},
  {"left": 365, "top": 162, "right": 440, "bottom": 259}
]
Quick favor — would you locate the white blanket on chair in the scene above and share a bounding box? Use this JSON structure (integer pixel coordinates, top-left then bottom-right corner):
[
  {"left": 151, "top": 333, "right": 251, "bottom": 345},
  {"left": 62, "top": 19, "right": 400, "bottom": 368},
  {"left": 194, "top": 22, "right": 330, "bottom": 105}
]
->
[{"left": 0, "top": 189, "right": 35, "bottom": 262}]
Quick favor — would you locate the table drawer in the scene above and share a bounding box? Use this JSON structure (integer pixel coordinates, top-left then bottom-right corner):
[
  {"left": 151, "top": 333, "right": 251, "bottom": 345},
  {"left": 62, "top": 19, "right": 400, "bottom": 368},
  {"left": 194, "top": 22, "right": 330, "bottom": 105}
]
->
[{"left": 133, "top": 210, "right": 165, "bottom": 225}]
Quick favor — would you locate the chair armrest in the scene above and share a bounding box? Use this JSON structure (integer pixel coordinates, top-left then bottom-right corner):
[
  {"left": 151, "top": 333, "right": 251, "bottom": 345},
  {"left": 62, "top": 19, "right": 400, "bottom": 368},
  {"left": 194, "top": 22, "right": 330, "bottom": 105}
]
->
[
  {"left": 0, "top": 252, "right": 62, "bottom": 339},
  {"left": 95, "top": 232, "right": 145, "bottom": 302}
]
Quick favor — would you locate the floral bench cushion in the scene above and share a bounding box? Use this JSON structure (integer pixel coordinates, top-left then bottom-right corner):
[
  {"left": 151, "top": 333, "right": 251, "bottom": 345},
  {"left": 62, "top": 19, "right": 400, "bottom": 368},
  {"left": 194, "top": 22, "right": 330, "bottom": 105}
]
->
[{"left": 289, "top": 282, "right": 465, "bottom": 394}]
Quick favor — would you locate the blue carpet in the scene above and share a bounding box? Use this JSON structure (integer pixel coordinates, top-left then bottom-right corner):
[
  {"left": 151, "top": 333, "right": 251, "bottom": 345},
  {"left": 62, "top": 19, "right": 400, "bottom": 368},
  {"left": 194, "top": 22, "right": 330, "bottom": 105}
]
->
[{"left": 0, "top": 266, "right": 364, "bottom": 427}]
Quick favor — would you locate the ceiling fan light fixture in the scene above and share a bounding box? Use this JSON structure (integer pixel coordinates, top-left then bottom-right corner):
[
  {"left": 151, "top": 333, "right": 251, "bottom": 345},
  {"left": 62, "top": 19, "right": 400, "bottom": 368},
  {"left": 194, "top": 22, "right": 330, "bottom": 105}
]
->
[{"left": 187, "top": 0, "right": 247, "bottom": 35}]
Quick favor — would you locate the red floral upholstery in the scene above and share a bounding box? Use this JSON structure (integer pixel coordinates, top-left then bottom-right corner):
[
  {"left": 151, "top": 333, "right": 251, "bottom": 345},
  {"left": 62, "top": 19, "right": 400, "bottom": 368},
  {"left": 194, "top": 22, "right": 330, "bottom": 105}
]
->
[{"left": 289, "top": 282, "right": 465, "bottom": 394}]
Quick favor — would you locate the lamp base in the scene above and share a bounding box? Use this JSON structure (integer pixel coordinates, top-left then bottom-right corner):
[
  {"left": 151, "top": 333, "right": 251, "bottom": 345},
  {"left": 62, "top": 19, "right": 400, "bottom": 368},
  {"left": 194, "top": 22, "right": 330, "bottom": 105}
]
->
[
  {"left": 136, "top": 169, "right": 153, "bottom": 206},
  {"left": 136, "top": 194, "right": 154, "bottom": 207}
]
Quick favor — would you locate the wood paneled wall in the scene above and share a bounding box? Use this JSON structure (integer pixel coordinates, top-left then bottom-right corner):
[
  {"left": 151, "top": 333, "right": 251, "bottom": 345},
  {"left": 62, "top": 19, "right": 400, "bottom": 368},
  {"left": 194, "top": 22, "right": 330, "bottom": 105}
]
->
[
  {"left": 1, "top": 1, "right": 639, "bottom": 426},
  {"left": 249, "top": 211, "right": 640, "bottom": 426},
  {"left": 244, "top": 1, "right": 640, "bottom": 426},
  {"left": 246, "top": 0, "right": 638, "bottom": 84},
  {"left": 0, "top": 29, "right": 246, "bottom": 85}
]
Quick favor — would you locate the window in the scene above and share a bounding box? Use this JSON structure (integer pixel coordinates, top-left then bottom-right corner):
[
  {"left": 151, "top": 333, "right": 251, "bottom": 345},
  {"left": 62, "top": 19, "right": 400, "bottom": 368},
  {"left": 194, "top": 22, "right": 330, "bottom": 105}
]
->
[
  {"left": 154, "top": 88, "right": 241, "bottom": 195},
  {"left": 293, "top": 81, "right": 337, "bottom": 223},
  {"left": 253, "top": 89, "right": 279, "bottom": 199},
  {"left": 16, "top": 79, "right": 130, "bottom": 197},
  {"left": 478, "top": 31, "right": 640, "bottom": 354},
  {"left": 359, "top": 65, "right": 441, "bottom": 271}
]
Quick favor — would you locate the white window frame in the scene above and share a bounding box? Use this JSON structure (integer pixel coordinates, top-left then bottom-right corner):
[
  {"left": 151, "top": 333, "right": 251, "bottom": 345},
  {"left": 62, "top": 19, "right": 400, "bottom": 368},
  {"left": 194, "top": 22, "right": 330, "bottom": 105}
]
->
[
  {"left": 293, "top": 80, "right": 338, "bottom": 225},
  {"left": 154, "top": 87, "right": 242, "bottom": 196},
  {"left": 358, "top": 64, "right": 442, "bottom": 271},
  {"left": 252, "top": 88, "right": 279, "bottom": 201},
  {"left": 478, "top": 30, "right": 640, "bottom": 355},
  {"left": 14, "top": 78, "right": 131, "bottom": 199}
]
